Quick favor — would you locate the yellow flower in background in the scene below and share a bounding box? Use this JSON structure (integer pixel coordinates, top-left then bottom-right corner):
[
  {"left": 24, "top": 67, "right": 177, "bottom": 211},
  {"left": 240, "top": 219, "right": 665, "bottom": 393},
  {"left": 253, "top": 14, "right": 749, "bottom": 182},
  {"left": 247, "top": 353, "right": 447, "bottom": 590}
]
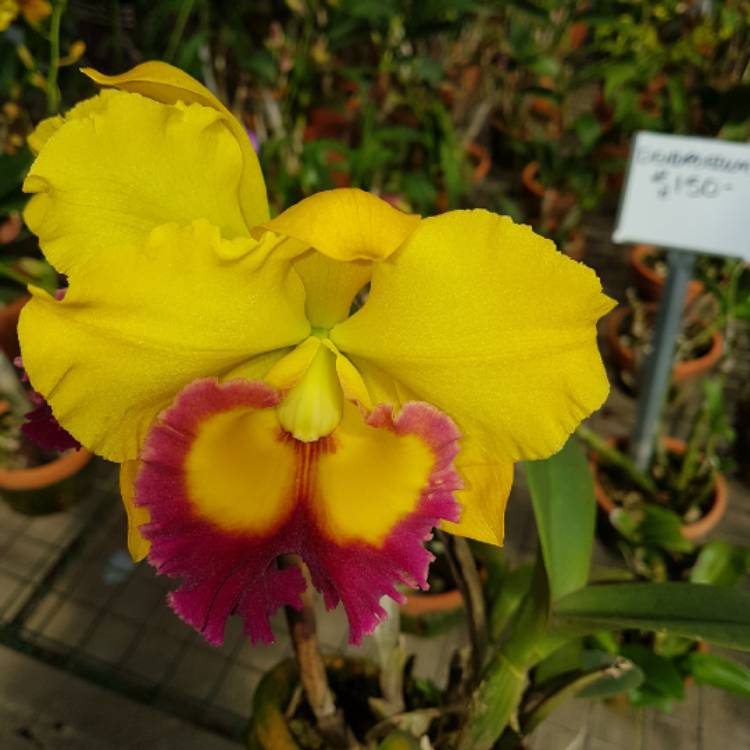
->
[
  {"left": 19, "top": 62, "right": 614, "bottom": 645},
  {"left": 0, "top": 0, "right": 51, "bottom": 30}
]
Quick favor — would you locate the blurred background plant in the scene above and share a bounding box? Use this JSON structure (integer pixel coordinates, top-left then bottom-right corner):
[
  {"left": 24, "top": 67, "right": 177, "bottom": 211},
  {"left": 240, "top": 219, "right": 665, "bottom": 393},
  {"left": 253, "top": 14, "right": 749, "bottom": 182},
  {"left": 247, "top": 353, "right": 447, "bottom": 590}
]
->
[{"left": 2, "top": 0, "right": 750, "bottom": 224}]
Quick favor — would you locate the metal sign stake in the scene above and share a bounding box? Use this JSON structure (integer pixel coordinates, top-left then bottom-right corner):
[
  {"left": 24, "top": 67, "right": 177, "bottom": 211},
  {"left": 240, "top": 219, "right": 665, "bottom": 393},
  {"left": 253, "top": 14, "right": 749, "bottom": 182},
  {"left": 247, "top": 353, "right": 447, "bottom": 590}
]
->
[{"left": 630, "top": 249, "right": 695, "bottom": 472}]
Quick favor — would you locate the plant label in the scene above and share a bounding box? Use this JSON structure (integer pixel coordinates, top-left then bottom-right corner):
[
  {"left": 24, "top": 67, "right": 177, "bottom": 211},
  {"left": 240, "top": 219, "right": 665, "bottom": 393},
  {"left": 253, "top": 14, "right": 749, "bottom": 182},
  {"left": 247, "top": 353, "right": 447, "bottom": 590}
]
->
[{"left": 613, "top": 131, "right": 750, "bottom": 260}]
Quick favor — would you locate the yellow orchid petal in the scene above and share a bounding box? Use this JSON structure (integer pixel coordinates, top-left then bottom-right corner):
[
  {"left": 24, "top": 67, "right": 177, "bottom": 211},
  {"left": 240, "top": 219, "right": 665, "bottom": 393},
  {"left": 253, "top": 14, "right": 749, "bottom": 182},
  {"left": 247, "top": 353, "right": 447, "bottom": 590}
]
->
[
  {"left": 120, "top": 460, "right": 150, "bottom": 562},
  {"left": 26, "top": 92, "right": 123, "bottom": 154},
  {"left": 328, "top": 343, "right": 373, "bottom": 409},
  {"left": 18, "top": 221, "right": 309, "bottom": 462},
  {"left": 332, "top": 209, "right": 614, "bottom": 465},
  {"left": 260, "top": 188, "right": 421, "bottom": 262},
  {"left": 444, "top": 447, "right": 514, "bottom": 545},
  {"left": 82, "top": 62, "right": 268, "bottom": 229},
  {"left": 23, "top": 89, "right": 250, "bottom": 276},
  {"left": 27, "top": 115, "right": 62, "bottom": 154},
  {"left": 264, "top": 336, "right": 322, "bottom": 391},
  {"left": 293, "top": 250, "right": 371, "bottom": 328}
]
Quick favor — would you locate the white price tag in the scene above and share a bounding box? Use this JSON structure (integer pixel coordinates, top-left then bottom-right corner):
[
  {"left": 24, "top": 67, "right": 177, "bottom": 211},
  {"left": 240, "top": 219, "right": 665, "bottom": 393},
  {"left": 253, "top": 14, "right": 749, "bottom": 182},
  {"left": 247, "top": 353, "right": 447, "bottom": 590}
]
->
[{"left": 613, "top": 131, "right": 750, "bottom": 260}]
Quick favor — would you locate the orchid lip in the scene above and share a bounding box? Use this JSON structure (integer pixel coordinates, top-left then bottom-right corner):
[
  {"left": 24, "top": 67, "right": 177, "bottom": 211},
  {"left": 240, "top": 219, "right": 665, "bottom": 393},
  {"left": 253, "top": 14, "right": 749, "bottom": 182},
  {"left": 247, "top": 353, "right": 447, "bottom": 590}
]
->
[{"left": 135, "top": 377, "right": 463, "bottom": 645}]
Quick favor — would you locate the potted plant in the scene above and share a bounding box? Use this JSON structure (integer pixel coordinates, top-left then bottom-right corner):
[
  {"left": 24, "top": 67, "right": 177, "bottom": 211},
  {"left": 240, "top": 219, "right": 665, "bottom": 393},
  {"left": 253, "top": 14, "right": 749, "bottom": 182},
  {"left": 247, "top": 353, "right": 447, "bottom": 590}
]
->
[
  {"left": 580, "top": 377, "right": 733, "bottom": 567},
  {"left": 0, "top": 209, "right": 58, "bottom": 359},
  {"left": 629, "top": 245, "right": 704, "bottom": 304},
  {"left": 605, "top": 291, "right": 724, "bottom": 392},
  {"left": 245, "top": 440, "right": 750, "bottom": 749},
  {"left": 0, "top": 350, "right": 91, "bottom": 516},
  {"left": 735, "top": 382, "right": 750, "bottom": 485}
]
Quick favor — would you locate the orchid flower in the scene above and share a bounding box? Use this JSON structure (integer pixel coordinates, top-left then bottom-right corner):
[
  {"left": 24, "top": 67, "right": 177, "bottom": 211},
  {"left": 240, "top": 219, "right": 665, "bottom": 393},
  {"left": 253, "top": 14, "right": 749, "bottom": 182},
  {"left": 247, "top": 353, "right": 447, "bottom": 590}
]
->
[{"left": 18, "top": 63, "right": 614, "bottom": 645}]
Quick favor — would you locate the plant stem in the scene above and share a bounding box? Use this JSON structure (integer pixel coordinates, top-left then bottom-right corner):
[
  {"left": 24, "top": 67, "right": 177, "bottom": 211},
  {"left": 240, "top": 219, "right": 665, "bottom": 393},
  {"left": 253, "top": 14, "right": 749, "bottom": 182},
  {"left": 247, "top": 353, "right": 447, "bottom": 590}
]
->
[
  {"left": 577, "top": 425, "right": 658, "bottom": 496},
  {"left": 281, "top": 556, "right": 358, "bottom": 749},
  {"left": 441, "top": 533, "right": 487, "bottom": 683},
  {"left": 675, "top": 402, "right": 708, "bottom": 493},
  {"left": 46, "top": 0, "right": 67, "bottom": 115}
]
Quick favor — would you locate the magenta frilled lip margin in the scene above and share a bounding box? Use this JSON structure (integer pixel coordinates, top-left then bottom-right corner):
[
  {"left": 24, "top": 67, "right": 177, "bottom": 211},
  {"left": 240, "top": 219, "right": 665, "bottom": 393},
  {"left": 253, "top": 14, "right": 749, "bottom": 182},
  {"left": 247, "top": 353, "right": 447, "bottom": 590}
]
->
[{"left": 134, "top": 378, "right": 463, "bottom": 645}]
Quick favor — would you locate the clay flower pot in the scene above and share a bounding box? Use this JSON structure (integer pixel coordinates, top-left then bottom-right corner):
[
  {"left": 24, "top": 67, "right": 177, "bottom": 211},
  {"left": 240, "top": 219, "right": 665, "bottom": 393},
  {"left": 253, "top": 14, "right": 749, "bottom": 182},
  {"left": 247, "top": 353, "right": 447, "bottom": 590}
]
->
[
  {"left": 604, "top": 303, "right": 723, "bottom": 387},
  {"left": 562, "top": 229, "right": 586, "bottom": 261},
  {"left": 521, "top": 161, "right": 576, "bottom": 226},
  {"left": 247, "top": 657, "right": 387, "bottom": 749},
  {"left": 521, "top": 161, "right": 546, "bottom": 199},
  {"left": 0, "top": 447, "right": 92, "bottom": 516},
  {"left": 303, "top": 108, "right": 351, "bottom": 188},
  {"left": 0, "top": 294, "right": 29, "bottom": 360},
  {"left": 591, "top": 436, "right": 728, "bottom": 541},
  {"left": 465, "top": 141, "right": 491, "bottom": 183},
  {"left": 400, "top": 585, "right": 465, "bottom": 636},
  {"left": 596, "top": 143, "right": 629, "bottom": 189},
  {"left": 629, "top": 245, "right": 704, "bottom": 305}
]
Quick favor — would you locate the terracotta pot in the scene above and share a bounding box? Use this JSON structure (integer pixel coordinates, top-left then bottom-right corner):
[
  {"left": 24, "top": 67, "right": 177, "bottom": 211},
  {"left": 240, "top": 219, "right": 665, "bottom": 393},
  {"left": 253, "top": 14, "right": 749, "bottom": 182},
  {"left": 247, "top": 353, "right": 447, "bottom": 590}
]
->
[
  {"left": 303, "top": 108, "right": 351, "bottom": 188},
  {"left": 629, "top": 245, "right": 704, "bottom": 304},
  {"left": 0, "top": 213, "right": 22, "bottom": 244},
  {"left": 521, "top": 161, "right": 546, "bottom": 199},
  {"left": 248, "top": 657, "right": 382, "bottom": 749},
  {"left": 434, "top": 143, "right": 493, "bottom": 213},
  {"left": 562, "top": 229, "right": 586, "bottom": 261},
  {"left": 401, "top": 584, "right": 465, "bottom": 637},
  {"left": 568, "top": 21, "right": 588, "bottom": 50},
  {"left": 0, "top": 448, "right": 93, "bottom": 515},
  {"left": 521, "top": 161, "right": 576, "bottom": 221},
  {"left": 529, "top": 96, "right": 562, "bottom": 126},
  {"left": 597, "top": 143, "right": 630, "bottom": 189},
  {"left": 466, "top": 141, "right": 491, "bottom": 183},
  {"left": 604, "top": 303, "right": 723, "bottom": 386},
  {"left": 591, "top": 436, "right": 727, "bottom": 541},
  {"left": 0, "top": 294, "right": 29, "bottom": 360},
  {"left": 303, "top": 107, "right": 349, "bottom": 141}
]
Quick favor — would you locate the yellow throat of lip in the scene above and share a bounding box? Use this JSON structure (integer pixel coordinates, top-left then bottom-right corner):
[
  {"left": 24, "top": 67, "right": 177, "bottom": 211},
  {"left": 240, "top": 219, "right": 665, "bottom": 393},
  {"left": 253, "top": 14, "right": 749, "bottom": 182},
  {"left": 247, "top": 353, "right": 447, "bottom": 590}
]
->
[{"left": 277, "top": 342, "right": 343, "bottom": 442}]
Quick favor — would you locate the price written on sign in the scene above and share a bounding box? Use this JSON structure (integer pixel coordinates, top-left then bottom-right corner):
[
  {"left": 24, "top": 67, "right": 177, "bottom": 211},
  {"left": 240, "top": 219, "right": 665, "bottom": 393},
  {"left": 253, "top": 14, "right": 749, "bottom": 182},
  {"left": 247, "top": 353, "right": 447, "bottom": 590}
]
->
[{"left": 613, "top": 131, "right": 750, "bottom": 260}]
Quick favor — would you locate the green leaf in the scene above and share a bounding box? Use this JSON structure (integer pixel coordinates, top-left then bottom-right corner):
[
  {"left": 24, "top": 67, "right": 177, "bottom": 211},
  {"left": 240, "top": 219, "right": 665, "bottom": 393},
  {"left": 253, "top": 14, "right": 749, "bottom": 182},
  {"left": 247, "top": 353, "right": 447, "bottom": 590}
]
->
[
  {"left": 535, "top": 640, "right": 584, "bottom": 685},
  {"left": 458, "top": 652, "right": 526, "bottom": 750},
  {"left": 628, "top": 684, "right": 675, "bottom": 711},
  {"left": 577, "top": 659, "right": 644, "bottom": 698},
  {"left": 377, "top": 730, "right": 421, "bottom": 750},
  {"left": 0, "top": 149, "right": 32, "bottom": 201},
  {"left": 553, "top": 583, "right": 750, "bottom": 651},
  {"left": 690, "top": 541, "right": 750, "bottom": 588},
  {"left": 488, "top": 563, "right": 534, "bottom": 641},
  {"left": 573, "top": 113, "right": 602, "bottom": 151},
  {"left": 247, "top": 660, "right": 299, "bottom": 750},
  {"left": 524, "top": 438, "right": 595, "bottom": 601},
  {"left": 529, "top": 56, "right": 560, "bottom": 78},
  {"left": 620, "top": 644, "right": 684, "bottom": 701},
  {"left": 684, "top": 652, "right": 750, "bottom": 698},
  {"left": 640, "top": 505, "right": 693, "bottom": 553},
  {"left": 526, "top": 658, "right": 643, "bottom": 732}
]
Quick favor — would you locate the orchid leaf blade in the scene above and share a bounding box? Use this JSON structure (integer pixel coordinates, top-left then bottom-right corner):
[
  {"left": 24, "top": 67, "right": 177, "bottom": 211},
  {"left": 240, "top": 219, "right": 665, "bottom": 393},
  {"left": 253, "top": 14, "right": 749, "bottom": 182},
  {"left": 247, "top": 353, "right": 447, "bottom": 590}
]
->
[
  {"left": 553, "top": 583, "right": 750, "bottom": 651},
  {"left": 524, "top": 437, "right": 595, "bottom": 601}
]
